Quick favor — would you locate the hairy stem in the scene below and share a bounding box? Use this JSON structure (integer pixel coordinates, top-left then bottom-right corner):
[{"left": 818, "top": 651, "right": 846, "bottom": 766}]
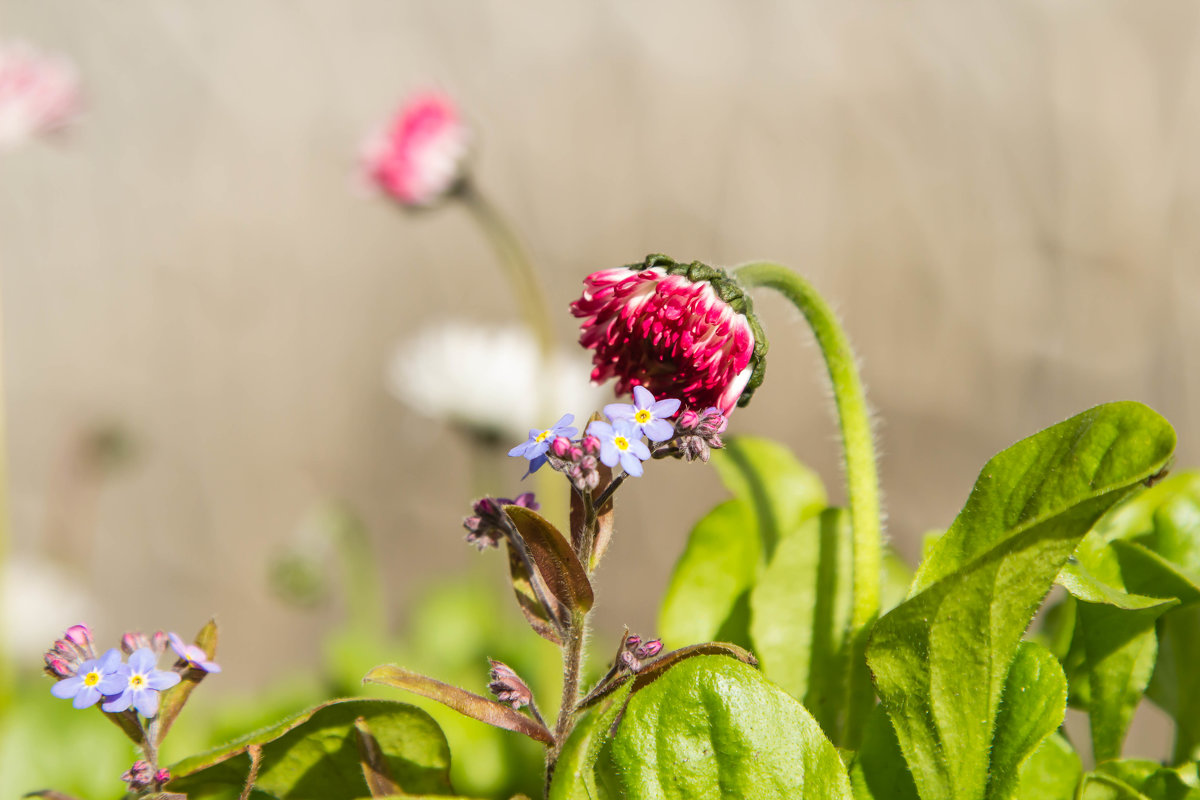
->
[
  {"left": 457, "top": 180, "right": 554, "bottom": 357},
  {"left": 733, "top": 261, "right": 883, "bottom": 745},
  {"left": 545, "top": 491, "right": 598, "bottom": 793}
]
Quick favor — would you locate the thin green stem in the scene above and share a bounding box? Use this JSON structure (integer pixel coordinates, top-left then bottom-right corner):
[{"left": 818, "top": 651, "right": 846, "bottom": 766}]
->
[
  {"left": 457, "top": 181, "right": 555, "bottom": 357},
  {"left": 734, "top": 261, "right": 883, "bottom": 744}
]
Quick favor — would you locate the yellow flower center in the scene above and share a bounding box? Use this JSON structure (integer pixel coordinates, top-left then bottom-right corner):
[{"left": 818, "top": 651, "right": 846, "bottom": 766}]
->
[
  {"left": 130, "top": 674, "right": 146, "bottom": 689},
  {"left": 83, "top": 671, "right": 100, "bottom": 687},
  {"left": 634, "top": 409, "right": 652, "bottom": 424},
  {"left": 614, "top": 436, "right": 629, "bottom": 451},
  {"left": 535, "top": 429, "right": 550, "bottom": 443}
]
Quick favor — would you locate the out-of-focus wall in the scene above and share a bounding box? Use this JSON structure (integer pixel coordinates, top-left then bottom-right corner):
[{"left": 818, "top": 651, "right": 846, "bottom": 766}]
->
[{"left": 2, "top": 0, "right": 1197, "bottom": 713}]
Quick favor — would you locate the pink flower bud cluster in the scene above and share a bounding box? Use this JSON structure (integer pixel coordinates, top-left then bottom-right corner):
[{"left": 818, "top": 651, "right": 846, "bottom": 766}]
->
[
  {"left": 121, "top": 630, "right": 168, "bottom": 657},
  {"left": 43, "top": 624, "right": 95, "bottom": 678},
  {"left": 618, "top": 633, "right": 663, "bottom": 674},
  {"left": 121, "top": 760, "right": 170, "bottom": 792},
  {"left": 673, "top": 407, "right": 728, "bottom": 463},
  {"left": 487, "top": 659, "right": 533, "bottom": 710},
  {"left": 545, "top": 434, "right": 603, "bottom": 492},
  {"left": 572, "top": 264, "right": 757, "bottom": 414},
  {"left": 463, "top": 492, "right": 538, "bottom": 551}
]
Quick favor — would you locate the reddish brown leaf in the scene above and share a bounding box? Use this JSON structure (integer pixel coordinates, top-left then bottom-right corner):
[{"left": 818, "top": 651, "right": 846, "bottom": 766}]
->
[{"left": 363, "top": 664, "right": 554, "bottom": 746}]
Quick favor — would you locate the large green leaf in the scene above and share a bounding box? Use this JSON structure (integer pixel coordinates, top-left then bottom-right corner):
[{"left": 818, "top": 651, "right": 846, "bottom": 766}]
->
[
  {"left": 987, "top": 642, "right": 1068, "bottom": 800},
  {"left": 868, "top": 402, "right": 1176, "bottom": 800},
  {"left": 711, "top": 435, "right": 827, "bottom": 558},
  {"left": 600, "top": 656, "right": 853, "bottom": 799},
  {"left": 750, "top": 507, "right": 853, "bottom": 739},
  {"left": 167, "top": 699, "right": 454, "bottom": 799},
  {"left": 659, "top": 500, "right": 758, "bottom": 649}
]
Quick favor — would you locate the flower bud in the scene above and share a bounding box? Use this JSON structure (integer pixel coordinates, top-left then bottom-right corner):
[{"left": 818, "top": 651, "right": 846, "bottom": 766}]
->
[
  {"left": 121, "top": 760, "right": 155, "bottom": 791},
  {"left": 549, "top": 436, "right": 573, "bottom": 458},
  {"left": 487, "top": 659, "right": 533, "bottom": 710},
  {"left": 121, "top": 631, "right": 151, "bottom": 655},
  {"left": 463, "top": 493, "right": 538, "bottom": 550},
  {"left": 43, "top": 654, "right": 73, "bottom": 679}
]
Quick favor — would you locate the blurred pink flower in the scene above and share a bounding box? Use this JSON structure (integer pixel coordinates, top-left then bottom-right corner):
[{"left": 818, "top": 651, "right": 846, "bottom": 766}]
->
[
  {"left": 364, "top": 91, "right": 469, "bottom": 207},
  {"left": 571, "top": 257, "right": 766, "bottom": 414},
  {"left": 0, "top": 41, "right": 80, "bottom": 150}
]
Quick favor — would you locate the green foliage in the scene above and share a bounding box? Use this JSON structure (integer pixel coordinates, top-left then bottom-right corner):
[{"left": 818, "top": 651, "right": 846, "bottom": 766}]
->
[
  {"left": 600, "top": 656, "right": 853, "bottom": 799},
  {"left": 658, "top": 499, "right": 758, "bottom": 649},
  {"left": 868, "top": 402, "right": 1175, "bottom": 800},
  {"left": 167, "top": 698, "right": 455, "bottom": 799}
]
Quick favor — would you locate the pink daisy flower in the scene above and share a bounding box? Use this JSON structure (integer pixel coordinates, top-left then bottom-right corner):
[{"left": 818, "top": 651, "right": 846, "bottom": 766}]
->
[
  {"left": 571, "top": 255, "right": 767, "bottom": 414},
  {"left": 0, "top": 41, "right": 80, "bottom": 150},
  {"left": 363, "top": 91, "right": 470, "bottom": 207}
]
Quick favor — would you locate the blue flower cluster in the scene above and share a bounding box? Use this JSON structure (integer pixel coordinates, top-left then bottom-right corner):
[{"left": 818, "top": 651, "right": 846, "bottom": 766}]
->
[
  {"left": 509, "top": 386, "right": 681, "bottom": 478},
  {"left": 45, "top": 625, "right": 220, "bottom": 718}
]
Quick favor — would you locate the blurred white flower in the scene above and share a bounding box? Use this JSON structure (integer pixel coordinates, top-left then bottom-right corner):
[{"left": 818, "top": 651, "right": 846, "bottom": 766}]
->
[
  {"left": 3, "top": 553, "right": 96, "bottom": 661},
  {"left": 0, "top": 41, "right": 81, "bottom": 150},
  {"left": 387, "top": 322, "right": 608, "bottom": 442}
]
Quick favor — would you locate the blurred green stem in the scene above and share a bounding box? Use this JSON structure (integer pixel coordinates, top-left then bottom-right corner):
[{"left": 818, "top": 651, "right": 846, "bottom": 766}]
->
[
  {"left": 0, "top": 280, "right": 10, "bottom": 718},
  {"left": 457, "top": 180, "right": 554, "bottom": 358},
  {"left": 734, "top": 261, "right": 882, "bottom": 745},
  {"left": 328, "top": 504, "right": 386, "bottom": 636}
]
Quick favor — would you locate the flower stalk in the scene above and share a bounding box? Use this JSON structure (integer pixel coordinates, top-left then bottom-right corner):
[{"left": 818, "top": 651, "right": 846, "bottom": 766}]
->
[
  {"left": 733, "top": 260, "right": 882, "bottom": 745},
  {"left": 456, "top": 180, "right": 554, "bottom": 358}
]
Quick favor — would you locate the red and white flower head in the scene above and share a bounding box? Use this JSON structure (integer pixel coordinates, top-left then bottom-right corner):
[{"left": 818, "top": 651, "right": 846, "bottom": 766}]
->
[
  {"left": 363, "top": 91, "right": 469, "bottom": 207},
  {"left": 0, "top": 41, "right": 80, "bottom": 150},
  {"left": 571, "top": 255, "right": 767, "bottom": 414}
]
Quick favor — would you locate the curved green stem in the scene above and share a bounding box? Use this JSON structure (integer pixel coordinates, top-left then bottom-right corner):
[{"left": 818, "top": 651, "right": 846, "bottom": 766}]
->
[
  {"left": 457, "top": 181, "right": 554, "bottom": 357},
  {"left": 734, "top": 261, "right": 883, "bottom": 743}
]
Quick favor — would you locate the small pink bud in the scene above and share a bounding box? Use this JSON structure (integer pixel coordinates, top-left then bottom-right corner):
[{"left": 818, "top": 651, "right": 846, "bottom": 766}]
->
[
  {"left": 63, "top": 624, "right": 93, "bottom": 650},
  {"left": 581, "top": 435, "right": 601, "bottom": 456},
  {"left": 550, "top": 436, "right": 572, "bottom": 458},
  {"left": 677, "top": 409, "right": 701, "bottom": 430},
  {"left": 151, "top": 631, "right": 169, "bottom": 655},
  {"left": 44, "top": 654, "right": 73, "bottom": 678},
  {"left": 121, "top": 631, "right": 151, "bottom": 655}
]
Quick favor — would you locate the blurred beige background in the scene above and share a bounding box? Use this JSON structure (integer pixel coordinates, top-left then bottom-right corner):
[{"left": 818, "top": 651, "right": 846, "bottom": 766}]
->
[{"left": 1, "top": 0, "right": 1197, "bottom": 733}]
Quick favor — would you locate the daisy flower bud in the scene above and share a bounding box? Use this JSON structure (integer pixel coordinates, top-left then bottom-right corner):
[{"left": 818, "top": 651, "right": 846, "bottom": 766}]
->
[
  {"left": 363, "top": 91, "right": 470, "bottom": 208},
  {"left": 571, "top": 254, "right": 768, "bottom": 415}
]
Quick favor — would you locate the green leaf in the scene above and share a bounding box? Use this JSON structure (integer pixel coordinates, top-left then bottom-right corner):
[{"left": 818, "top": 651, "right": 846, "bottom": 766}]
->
[
  {"left": 548, "top": 683, "right": 633, "bottom": 800},
  {"left": 848, "top": 705, "right": 919, "bottom": 800},
  {"left": 711, "top": 435, "right": 827, "bottom": 558},
  {"left": 1010, "top": 733, "right": 1081, "bottom": 800},
  {"left": 1148, "top": 605, "right": 1200, "bottom": 763},
  {"left": 868, "top": 402, "right": 1176, "bottom": 800},
  {"left": 750, "top": 507, "right": 853, "bottom": 740},
  {"left": 987, "top": 642, "right": 1068, "bottom": 800},
  {"left": 1058, "top": 559, "right": 1176, "bottom": 761},
  {"left": 1082, "top": 760, "right": 1200, "bottom": 800},
  {"left": 659, "top": 499, "right": 758, "bottom": 649},
  {"left": 167, "top": 698, "right": 454, "bottom": 799},
  {"left": 600, "top": 656, "right": 853, "bottom": 799},
  {"left": 363, "top": 665, "right": 554, "bottom": 746}
]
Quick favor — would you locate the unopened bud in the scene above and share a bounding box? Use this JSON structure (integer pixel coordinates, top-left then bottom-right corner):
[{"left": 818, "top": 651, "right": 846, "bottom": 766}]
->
[
  {"left": 121, "top": 760, "right": 155, "bottom": 791},
  {"left": 44, "top": 654, "right": 73, "bottom": 679},
  {"left": 63, "top": 624, "right": 93, "bottom": 652},
  {"left": 615, "top": 630, "right": 664, "bottom": 673},
  {"left": 487, "top": 659, "right": 533, "bottom": 710},
  {"left": 550, "top": 436, "right": 573, "bottom": 458},
  {"left": 581, "top": 435, "right": 601, "bottom": 456},
  {"left": 121, "top": 631, "right": 151, "bottom": 655}
]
